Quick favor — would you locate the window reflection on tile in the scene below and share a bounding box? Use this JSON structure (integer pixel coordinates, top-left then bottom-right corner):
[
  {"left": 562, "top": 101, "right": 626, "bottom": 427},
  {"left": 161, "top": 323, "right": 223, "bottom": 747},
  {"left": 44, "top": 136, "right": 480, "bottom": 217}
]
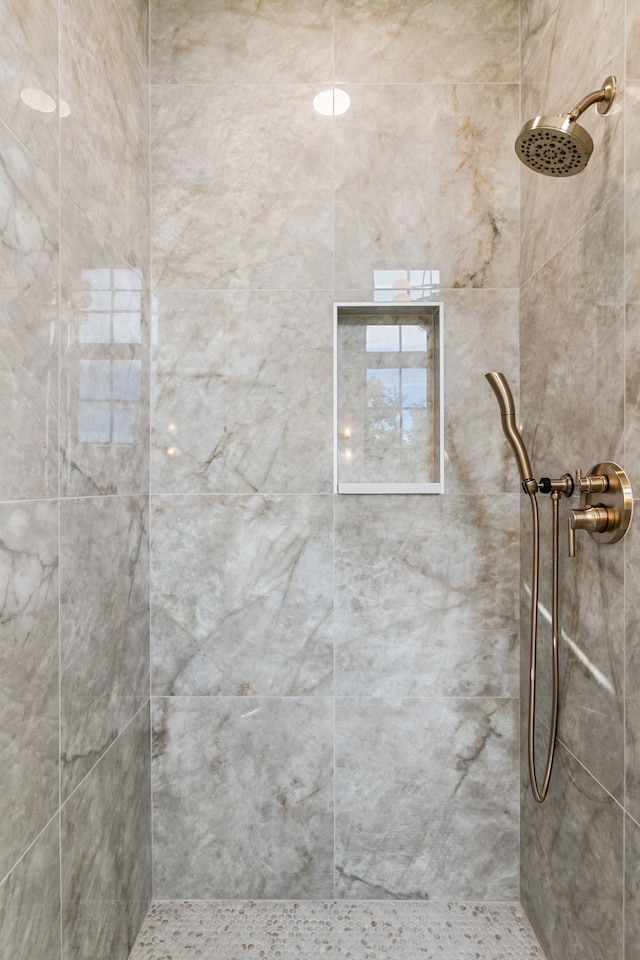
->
[
  {"left": 78, "top": 400, "right": 111, "bottom": 443},
  {"left": 77, "top": 268, "right": 143, "bottom": 344},
  {"left": 113, "top": 359, "right": 141, "bottom": 401},
  {"left": 72, "top": 270, "right": 143, "bottom": 448}
]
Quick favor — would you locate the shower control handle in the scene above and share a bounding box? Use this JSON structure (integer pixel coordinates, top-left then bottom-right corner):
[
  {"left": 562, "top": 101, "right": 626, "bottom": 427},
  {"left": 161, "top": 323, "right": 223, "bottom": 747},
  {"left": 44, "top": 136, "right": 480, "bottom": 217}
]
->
[
  {"left": 568, "top": 505, "right": 611, "bottom": 558},
  {"left": 575, "top": 468, "right": 608, "bottom": 494},
  {"left": 567, "top": 462, "right": 633, "bottom": 558}
]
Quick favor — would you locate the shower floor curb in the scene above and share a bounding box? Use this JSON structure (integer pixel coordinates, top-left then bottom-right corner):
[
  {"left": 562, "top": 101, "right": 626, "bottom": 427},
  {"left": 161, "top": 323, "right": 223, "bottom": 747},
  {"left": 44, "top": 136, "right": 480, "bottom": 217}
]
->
[{"left": 129, "top": 898, "right": 547, "bottom": 960}]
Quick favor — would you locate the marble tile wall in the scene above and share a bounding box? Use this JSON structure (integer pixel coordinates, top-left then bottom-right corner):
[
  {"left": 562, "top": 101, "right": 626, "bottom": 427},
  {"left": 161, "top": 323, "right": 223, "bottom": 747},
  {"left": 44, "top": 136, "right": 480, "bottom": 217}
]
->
[
  {"left": 149, "top": 0, "right": 522, "bottom": 901},
  {"left": 519, "top": 1, "right": 640, "bottom": 958},
  {"left": 0, "top": 2, "right": 151, "bottom": 959}
]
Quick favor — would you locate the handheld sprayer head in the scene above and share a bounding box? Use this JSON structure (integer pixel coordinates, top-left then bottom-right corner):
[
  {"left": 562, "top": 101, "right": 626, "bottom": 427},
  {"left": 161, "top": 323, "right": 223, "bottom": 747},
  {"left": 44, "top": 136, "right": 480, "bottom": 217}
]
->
[{"left": 485, "top": 372, "right": 537, "bottom": 494}]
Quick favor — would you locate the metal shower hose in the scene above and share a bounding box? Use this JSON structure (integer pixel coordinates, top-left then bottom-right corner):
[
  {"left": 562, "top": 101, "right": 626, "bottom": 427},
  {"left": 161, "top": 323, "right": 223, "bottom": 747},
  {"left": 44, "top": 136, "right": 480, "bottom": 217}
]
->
[{"left": 527, "top": 490, "right": 560, "bottom": 803}]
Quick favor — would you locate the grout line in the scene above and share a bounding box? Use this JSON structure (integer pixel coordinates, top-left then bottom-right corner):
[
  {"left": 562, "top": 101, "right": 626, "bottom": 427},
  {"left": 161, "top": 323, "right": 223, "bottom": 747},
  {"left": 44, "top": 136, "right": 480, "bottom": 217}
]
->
[
  {"left": 57, "top": 1, "right": 63, "bottom": 953},
  {"left": 58, "top": 700, "right": 151, "bottom": 812}
]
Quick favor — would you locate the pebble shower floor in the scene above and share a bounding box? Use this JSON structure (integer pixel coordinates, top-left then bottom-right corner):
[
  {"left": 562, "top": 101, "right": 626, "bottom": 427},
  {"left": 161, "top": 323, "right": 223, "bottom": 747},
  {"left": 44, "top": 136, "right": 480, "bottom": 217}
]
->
[{"left": 129, "top": 900, "right": 547, "bottom": 960}]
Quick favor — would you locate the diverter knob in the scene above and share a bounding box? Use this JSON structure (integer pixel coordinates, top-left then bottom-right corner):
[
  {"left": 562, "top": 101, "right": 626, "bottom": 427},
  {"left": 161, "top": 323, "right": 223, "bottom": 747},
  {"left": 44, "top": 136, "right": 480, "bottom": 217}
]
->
[{"left": 568, "top": 461, "right": 633, "bottom": 558}]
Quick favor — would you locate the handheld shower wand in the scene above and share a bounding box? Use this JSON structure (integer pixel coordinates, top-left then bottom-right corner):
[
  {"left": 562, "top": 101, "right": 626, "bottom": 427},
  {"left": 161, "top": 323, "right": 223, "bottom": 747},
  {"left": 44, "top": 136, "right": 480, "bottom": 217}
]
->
[
  {"left": 485, "top": 371, "right": 559, "bottom": 803},
  {"left": 485, "top": 372, "right": 537, "bottom": 493}
]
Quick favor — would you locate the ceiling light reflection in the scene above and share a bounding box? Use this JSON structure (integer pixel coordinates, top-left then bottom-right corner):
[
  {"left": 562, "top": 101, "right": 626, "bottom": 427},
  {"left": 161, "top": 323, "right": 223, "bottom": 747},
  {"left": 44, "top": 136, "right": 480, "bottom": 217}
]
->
[
  {"left": 20, "top": 88, "right": 56, "bottom": 113},
  {"left": 313, "top": 88, "right": 350, "bottom": 117}
]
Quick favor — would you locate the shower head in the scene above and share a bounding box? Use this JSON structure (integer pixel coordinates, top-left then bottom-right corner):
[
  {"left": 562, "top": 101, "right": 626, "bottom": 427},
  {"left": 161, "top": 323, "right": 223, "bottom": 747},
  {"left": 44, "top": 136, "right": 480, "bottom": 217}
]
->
[
  {"left": 515, "top": 75, "right": 616, "bottom": 177},
  {"left": 485, "top": 372, "right": 537, "bottom": 493}
]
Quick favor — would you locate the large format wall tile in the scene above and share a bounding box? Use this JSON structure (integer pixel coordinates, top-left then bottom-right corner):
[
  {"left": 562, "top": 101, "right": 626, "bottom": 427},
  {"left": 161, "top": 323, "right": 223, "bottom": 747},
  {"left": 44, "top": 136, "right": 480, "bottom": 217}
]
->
[
  {"left": 151, "top": 84, "right": 333, "bottom": 291},
  {"left": 60, "top": 198, "right": 150, "bottom": 497},
  {"left": 60, "top": 495, "right": 149, "bottom": 800},
  {"left": 625, "top": 303, "right": 640, "bottom": 484},
  {"left": 335, "top": 697, "right": 519, "bottom": 900},
  {"left": 114, "top": 0, "right": 149, "bottom": 74},
  {"left": 442, "top": 288, "right": 520, "bottom": 495},
  {"left": 626, "top": 512, "right": 640, "bottom": 822},
  {"left": 334, "top": 0, "right": 519, "bottom": 84},
  {"left": 520, "top": 193, "right": 624, "bottom": 479},
  {"left": 0, "top": 122, "right": 58, "bottom": 502},
  {"left": 152, "top": 290, "right": 333, "bottom": 494},
  {"left": 334, "top": 83, "right": 519, "bottom": 292},
  {"left": 61, "top": 706, "right": 151, "bottom": 960},
  {"left": 0, "top": 501, "right": 58, "bottom": 882},
  {"left": 520, "top": 0, "right": 624, "bottom": 282},
  {"left": 152, "top": 697, "right": 334, "bottom": 898},
  {"left": 0, "top": 818, "right": 61, "bottom": 960},
  {"left": 556, "top": 535, "right": 624, "bottom": 801},
  {"left": 520, "top": 193, "right": 625, "bottom": 800},
  {"left": 0, "top": 0, "right": 59, "bottom": 178},
  {"left": 151, "top": 495, "right": 333, "bottom": 696},
  {"left": 60, "top": 0, "right": 149, "bottom": 268},
  {"left": 521, "top": 739, "right": 623, "bottom": 960},
  {"left": 626, "top": 173, "right": 640, "bottom": 305},
  {"left": 626, "top": 814, "right": 640, "bottom": 960},
  {"left": 151, "top": 0, "right": 332, "bottom": 84},
  {"left": 335, "top": 495, "right": 519, "bottom": 697}
]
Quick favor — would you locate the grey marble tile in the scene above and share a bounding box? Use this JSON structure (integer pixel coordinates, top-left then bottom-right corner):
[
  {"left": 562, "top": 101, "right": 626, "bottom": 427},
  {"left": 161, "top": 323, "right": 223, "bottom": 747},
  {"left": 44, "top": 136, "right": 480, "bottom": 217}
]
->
[
  {"left": 114, "top": 0, "right": 149, "bottom": 74},
  {"left": 60, "top": 0, "right": 149, "bottom": 269},
  {"left": 60, "top": 495, "right": 149, "bottom": 800},
  {"left": 0, "top": 122, "right": 58, "bottom": 502},
  {"left": 150, "top": 0, "right": 332, "bottom": 83},
  {"left": 627, "top": 305, "right": 640, "bottom": 491},
  {"left": 152, "top": 697, "right": 334, "bottom": 899},
  {"left": 151, "top": 290, "right": 333, "bottom": 494},
  {"left": 443, "top": 289, "right": 520, "bottom": 495},
  {"left": 625, "top": 83, "right": 640, "bottom": 183},
  {"left": 334, "top": 83, "right": 519, "bottom": 292},
  {"left": 335, "top": 495, "right": 519, "bottom": 698},
  {"left": 334, "top": 0, "right": 519, "bottom": 83},
  {"left": 151, "top": 85, "right": 333, "bottom": 291},
  {"left": 151, "top": 495, "right": 333, "bottom": 696},
  {"left": 520, "top": 192, "right": 624, "bottom": 480},
  {"left": 521, "top": 738, "right": 623, "bottom": 960},
  {"left": 60, "top": 197, "right": 150, "bottom": 497},
  {"left": 0, "top": 818, "right": 61, "bottom": 960},
  {"left": 520, "top": 0, "right": 624, "bottom": 282},
  {"left": 626, "top": 173, "right": 640, "bottom": 304},
  {"left": 626, "top": 813, "right": 640, "bottom": 960},
  {"left": 519, "top": 192, "right": 625, "bottom": 800},
  {"left": 0, "top": 0, "right": 59, "bottom": 178},
  {"left": 556, "top": 532, "right": 624, "bottom": 800},
  {"left": 61, "top": 705, "right": 151, "bottom": 960},
  {"left": 0, "top": 500, "right": 59, "bottom": 882},
  {"left": 625, "top": 511, "right": 640, "bottom": 822},
  {"left": 335, "top": 697, "right": 519, "bottom": 900},
  {"left": 628, "top": 0, "right": 640, "bottom": 79}
]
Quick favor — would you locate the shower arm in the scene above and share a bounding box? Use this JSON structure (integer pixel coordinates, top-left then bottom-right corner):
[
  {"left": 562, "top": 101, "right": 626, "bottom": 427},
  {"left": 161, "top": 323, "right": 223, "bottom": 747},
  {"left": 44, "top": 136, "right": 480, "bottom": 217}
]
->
[{"left": 568, "top": 77, "right": 616, "bottom": 121}]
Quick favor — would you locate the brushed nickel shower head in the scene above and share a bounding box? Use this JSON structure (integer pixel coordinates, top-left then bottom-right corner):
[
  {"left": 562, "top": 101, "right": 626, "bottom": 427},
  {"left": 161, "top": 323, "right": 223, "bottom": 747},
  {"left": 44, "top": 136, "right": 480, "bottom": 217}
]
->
[{"left": 515, "top": 76, "right": 616, "bottom": 177}]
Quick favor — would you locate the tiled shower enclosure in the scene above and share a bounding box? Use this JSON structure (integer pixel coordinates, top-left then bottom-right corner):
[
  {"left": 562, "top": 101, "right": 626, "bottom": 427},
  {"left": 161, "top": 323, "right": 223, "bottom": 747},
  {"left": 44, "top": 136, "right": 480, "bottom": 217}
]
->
[{"left": 2, "top": 1, "right": 640, "bottom": 959}]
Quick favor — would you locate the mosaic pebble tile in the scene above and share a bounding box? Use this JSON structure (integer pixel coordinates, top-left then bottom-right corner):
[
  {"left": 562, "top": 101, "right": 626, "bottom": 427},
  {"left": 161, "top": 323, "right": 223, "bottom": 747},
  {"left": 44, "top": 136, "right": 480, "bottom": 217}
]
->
[{"left": 129, "top": 900, "right": 546, "bottom": 960}]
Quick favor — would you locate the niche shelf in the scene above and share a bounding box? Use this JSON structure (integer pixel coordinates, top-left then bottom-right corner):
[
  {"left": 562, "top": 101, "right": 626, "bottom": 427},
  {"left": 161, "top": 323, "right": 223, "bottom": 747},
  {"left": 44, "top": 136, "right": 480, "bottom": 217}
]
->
[{"left": 334, "top": 302, "right": 444, "bottom": 494}]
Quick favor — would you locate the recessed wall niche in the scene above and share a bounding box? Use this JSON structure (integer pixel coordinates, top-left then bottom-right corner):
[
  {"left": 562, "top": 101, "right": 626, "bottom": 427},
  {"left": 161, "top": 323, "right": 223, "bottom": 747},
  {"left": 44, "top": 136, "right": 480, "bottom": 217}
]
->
[{"left": 334, "top": 303, "right": 444, "bottom": 494}]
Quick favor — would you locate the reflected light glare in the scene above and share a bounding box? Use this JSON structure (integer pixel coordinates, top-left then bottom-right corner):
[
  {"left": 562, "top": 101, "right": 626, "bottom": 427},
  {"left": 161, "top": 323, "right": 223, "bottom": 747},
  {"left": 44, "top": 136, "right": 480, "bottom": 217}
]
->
[
  {"left": 167, "top": 446, "right": 177, "bottom": 458},
  {"left": 345, "top": 449, "right": 353, "bottom": 460},
  {"left": 59, "top": 98, "right": 71, "bottom": 118},
  {"left": 523, "top": 582, "right": 615, "bottom": 695},
  {"left": 313, "top": 87, "right": 351, "bottom": 117},
  {"left": 168, "top": 422, "right": 177, "bottom": 432},
  {"left": 344, "top": 426, "right": 351, "bottom": 439},
  {"left": 20, "top": 88, "right": 57, "bottom": 113}
]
